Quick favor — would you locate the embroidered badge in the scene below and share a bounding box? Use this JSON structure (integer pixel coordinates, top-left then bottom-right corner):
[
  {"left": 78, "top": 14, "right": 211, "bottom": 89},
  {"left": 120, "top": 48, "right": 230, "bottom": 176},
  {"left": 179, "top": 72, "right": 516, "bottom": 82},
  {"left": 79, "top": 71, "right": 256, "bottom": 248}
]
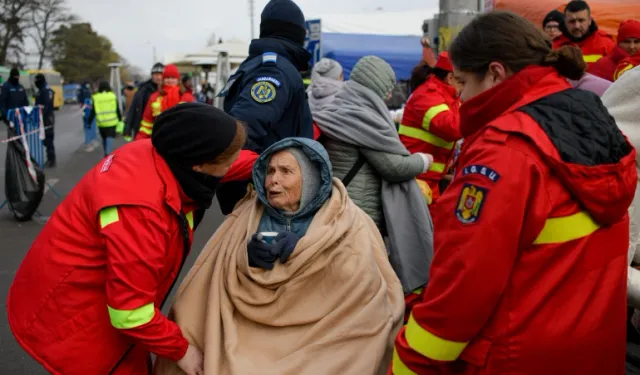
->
[
  {"left": 251, "top": 81, "right": 276, "bottom": 103},
  {"left": 462, "top": 164, "right": 500, "bottom": 182},
  {"left": 455, "top": 183, "right": 487, "bottom": 224},
  {"left": 262, "top": 52, "right": 277, "bottom": 64},
  {"left": 101, "top": 154, "right": 114, "bottom": 173},
  {"left": 256, "top": 76, "right": 281, "bottom": 87}
]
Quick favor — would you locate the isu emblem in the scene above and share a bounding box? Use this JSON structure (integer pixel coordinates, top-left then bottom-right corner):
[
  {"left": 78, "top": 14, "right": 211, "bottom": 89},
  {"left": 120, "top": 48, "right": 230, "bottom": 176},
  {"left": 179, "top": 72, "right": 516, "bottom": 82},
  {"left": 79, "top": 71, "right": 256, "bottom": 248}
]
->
[
  {"left": 250, "top": 81, "right": 276, "bottom": 103},
  {"left": 455, "top": 183, "right": 487, "bottom": 224}
]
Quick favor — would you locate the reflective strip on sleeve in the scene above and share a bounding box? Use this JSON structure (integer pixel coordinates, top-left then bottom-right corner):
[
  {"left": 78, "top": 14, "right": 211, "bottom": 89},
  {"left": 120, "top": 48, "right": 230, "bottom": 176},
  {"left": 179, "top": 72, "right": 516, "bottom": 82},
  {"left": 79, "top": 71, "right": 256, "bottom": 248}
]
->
[
  {"left": 614, "top": 64, "right": 634, "bottom": 81},
  {"left": 429, "top": 162, "right": 446, "bottom": 173},
  {"left": 99, "top": 207, "right": 120, "bottom": 228},
  {"left": 398, "top": 125, "right": 455, "bottom": 150},
  {"left": 405, "top": 313, "right": 468, "bottom": 361},
  {"left": 422, "top": 104, "right": 450, "bottom": 131},
  {"left": 392, "top": 347, "right": 418, "bottom": 375},
  {"left": 583, "top": 54, "right": 603, "bottom": 63},
  {"left": 140, "top": 120, "right": 153, "bottom": 128},
  {"left": 533, "top": 211, "right": 601, "bottom": 245},
  {"left": 186, "top": 211, "right": 194, "bottom": 230},
  {"left": 139, "top": 125, "right": 153, "bottom": 136},
  {"left": 412, "top": 287, "right": 423, "bottom": 296},
  {"left": 107, "top": 303, "right": 155, "bottom": 329}
]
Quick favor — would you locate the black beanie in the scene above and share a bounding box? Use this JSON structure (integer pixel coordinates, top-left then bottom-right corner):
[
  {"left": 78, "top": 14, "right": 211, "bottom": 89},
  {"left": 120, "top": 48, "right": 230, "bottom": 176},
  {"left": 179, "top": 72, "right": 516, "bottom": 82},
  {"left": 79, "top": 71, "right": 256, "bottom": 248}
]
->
[
  {"left": 543, "top": 10, "right": 564, "bottom": 28},
  {"left": 260, "top": 0, "right": 307, "bottom": 46},
  {"left": 152, "top": 103, "right": 238, "bottom": 166}
]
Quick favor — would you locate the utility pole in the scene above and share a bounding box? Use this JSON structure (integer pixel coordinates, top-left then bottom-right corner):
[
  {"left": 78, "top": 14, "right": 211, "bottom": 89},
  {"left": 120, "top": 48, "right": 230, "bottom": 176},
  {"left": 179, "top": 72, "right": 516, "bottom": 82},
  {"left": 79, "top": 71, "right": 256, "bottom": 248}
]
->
[
  {"left": 248, "top": 0, "right": 255, "bottom": 40},
  {"left": 437, "top": 0, "right": 480, "bottom": 52}
]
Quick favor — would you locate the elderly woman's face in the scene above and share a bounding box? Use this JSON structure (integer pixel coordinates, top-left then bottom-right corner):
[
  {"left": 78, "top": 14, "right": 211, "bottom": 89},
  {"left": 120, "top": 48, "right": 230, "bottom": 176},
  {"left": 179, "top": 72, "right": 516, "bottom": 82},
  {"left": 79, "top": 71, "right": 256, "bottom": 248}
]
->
[{"left": 265, "top": 151, "right": 302, "bottom": 212}]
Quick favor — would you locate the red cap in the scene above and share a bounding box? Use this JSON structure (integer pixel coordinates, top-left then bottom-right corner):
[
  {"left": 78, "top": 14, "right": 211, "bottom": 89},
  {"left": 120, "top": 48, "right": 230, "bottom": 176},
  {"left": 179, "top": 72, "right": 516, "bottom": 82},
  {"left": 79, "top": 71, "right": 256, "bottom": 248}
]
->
[
  {"left": 163, "top": 64, "right": 180, "bottom": 79},
  {"left": 434, "top": 52, "right": 454, "bottom": 72},
  {"left": 618, "top": 20, "right": 640, "bottom": 43}
]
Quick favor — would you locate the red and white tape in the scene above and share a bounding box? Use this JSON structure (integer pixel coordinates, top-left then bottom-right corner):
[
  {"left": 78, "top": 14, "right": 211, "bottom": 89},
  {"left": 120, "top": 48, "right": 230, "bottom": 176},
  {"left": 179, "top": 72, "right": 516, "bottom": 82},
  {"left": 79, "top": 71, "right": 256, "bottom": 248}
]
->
[{"left": 0, "top": 125, "right": 52, "bottom": 144}]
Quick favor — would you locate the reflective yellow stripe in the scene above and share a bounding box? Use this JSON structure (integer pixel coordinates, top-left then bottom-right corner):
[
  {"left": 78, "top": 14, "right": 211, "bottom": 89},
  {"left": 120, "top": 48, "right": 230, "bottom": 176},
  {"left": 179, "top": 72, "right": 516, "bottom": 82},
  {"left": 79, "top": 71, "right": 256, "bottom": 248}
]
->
[
  {"left": 99, "top": 207, "right": 119, "bottom": 228},
  {"left": 399, "top": 125, "right": 455, "bottom": 150},
  {"left": 405, "top": 313, "right": 468, "bottom": 361},
  {"left": 533, "top": 211, "right": 600, "bottom": 245},
  {"left": 139, "top": 126, "right": 152, "bottom": 135},
  {"left": 186, "top": 211, "right": 194, "bottom": 229},
  {"left": 422, "top": 104, "right": 450, "bottom": 131},
  {"left": 392, "top": 347, "right": 418, "bottom": 375},
  {"left": 429, "top": 162, "right": 446, "bottom": 173},
  {"left": 412, "top": 287, "right": 423, "bottom": 295},
  {"left": 583, "top": 54, "right": 603, "bottom": 63},
  {"left": 107, "top": 303, "right": 155, "bottom": 329},
  {"left": 614, "top": 64, "right": 634, "bottom": 81},
  {"left": 140, "top": 120, "right": 153, "bottom": 128}
]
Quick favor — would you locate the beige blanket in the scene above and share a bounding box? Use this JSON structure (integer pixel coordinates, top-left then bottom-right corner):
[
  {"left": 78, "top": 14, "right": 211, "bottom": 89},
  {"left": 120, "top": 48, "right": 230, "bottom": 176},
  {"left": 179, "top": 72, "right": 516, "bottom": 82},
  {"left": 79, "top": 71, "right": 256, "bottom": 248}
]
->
[{"left": 154, "top": 179, "right": 404, "bottom": 375}]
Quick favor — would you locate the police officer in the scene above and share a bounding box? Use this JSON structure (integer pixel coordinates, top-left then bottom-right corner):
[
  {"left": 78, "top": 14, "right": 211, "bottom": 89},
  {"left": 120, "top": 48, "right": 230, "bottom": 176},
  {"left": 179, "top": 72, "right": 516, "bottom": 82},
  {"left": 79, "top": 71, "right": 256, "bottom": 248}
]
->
[
  {"left": 0, "top": 68, "right": 29, "bottom": 125},
  {"left": 217, "top": 0, "right": 314, "bottom": 214},
  {"left": 34, "top": 74, "right": 56, "bottom": 167}
]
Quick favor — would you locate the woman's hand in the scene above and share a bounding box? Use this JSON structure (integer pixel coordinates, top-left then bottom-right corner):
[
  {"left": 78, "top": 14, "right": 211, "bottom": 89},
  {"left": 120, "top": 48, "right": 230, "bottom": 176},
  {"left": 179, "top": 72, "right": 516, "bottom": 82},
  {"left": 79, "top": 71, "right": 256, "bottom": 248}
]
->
[
  {"left": 417, "top": 153, "right": 434, "bottom": 173},
  {"left": 176, "top": 345, "right": 204, "bottom": 375}
]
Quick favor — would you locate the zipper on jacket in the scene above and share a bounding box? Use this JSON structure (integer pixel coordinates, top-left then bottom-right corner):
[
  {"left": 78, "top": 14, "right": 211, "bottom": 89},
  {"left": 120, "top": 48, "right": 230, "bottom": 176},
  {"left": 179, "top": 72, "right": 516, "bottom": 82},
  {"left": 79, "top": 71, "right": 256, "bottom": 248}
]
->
[{"left": 286, "top": 218, "right": 291, "bottom": 231}]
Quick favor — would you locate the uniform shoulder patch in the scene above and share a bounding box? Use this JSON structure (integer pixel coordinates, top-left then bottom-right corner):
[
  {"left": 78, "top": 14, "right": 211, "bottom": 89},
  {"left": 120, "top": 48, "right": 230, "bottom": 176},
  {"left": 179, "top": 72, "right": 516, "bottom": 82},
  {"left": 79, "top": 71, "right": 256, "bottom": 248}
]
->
[
  {"left": 255, "top": 76, "right": 281, "bottom": 87},
  {"left": 455, "top": 183, "right": 487, "bottom": 224},
  {"left": 251, "top": 81, "right": 276, "bottom": 103},
  {"left": 462, "top": 164, "right": 500, "bottom": 182},
  {"left": 262, "top": 52, "right": 277, "bottom": 65}
]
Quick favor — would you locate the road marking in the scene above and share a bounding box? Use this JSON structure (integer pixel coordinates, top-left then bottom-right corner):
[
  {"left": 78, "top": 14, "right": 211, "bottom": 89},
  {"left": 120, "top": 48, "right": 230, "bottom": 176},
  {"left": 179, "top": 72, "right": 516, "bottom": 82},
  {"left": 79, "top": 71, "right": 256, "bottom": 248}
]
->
[{"left": 44, "top": 178, "right": 59, "bottom": 194}]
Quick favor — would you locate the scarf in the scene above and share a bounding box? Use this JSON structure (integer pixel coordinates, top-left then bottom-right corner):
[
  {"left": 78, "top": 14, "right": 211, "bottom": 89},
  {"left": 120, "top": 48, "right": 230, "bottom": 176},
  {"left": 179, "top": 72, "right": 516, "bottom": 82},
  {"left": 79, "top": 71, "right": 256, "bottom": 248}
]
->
[
  {"left": 166, "top": 160, "right": 219, "bottom": 210},
  {"left": 161, "top": 85, "right": 181, "bottom": 112},
  {"left": 314, "top": 80, "right": 434, "bottom": 294}
]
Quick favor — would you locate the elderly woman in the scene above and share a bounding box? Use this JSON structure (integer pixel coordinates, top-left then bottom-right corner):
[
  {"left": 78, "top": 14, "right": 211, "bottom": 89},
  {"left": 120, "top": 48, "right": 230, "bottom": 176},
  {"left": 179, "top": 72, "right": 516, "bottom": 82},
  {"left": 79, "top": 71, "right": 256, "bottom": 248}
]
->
[
  {"left": 307, "top": 58, "right": 345, "bottom": 112},
  {"left": 154, "top": 137, "right": 404, "bottom": 375},
  {"left": 314, "top": 55, "right": 434, "bottom": 296}
]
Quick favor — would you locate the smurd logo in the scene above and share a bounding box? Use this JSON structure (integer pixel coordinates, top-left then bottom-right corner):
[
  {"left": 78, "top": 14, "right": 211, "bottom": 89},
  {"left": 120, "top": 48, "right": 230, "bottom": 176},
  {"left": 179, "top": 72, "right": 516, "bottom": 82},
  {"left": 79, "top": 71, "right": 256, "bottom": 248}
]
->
[{"left": 100, "top": 155, "right": 114, "bottom": 173}]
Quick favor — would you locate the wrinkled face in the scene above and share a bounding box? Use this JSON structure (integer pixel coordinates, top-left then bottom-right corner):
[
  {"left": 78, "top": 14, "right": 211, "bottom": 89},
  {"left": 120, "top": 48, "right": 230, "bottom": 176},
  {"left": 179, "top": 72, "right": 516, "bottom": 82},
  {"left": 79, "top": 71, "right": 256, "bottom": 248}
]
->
[
  {"left": 565, "top": 10, "right": 591, "bottom": 38},
  {"left": 164, "top": 77, "right": 178, "bottom": 86},
  {"left": 152, "top": 73, "right": 163, "bottom": 86},
  {"left": 454, "top": 62, "right": 510, "bottom": 103},
  {"left": 544, "top": 21, "right": 562, "bottom": 39},
  {"left": 265, "top": 151, "right": 302, "bottom": 212},
  {"left": 620, "top": 38, "right": 640, "bottom": 56},
  {"left": 192, "top": 149, "right": 241, "bottom": 177}
]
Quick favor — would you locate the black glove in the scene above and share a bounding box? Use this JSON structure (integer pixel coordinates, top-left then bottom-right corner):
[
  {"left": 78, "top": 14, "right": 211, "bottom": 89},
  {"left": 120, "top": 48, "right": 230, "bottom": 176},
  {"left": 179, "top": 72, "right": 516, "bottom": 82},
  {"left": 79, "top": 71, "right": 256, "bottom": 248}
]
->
[
  {"left": 247, "top": 233, "right": 279, "bottom": 270},
  {"left": 274, "top": 231, "right": 300, "bottom": 264}
]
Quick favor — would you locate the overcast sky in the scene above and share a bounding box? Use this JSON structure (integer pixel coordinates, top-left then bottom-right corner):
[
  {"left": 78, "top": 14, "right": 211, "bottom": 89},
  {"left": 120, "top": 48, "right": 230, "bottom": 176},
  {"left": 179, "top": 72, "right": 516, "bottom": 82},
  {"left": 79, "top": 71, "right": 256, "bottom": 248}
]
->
[{"left": 65, "top": 0, "right": 437, "bottom": 70}]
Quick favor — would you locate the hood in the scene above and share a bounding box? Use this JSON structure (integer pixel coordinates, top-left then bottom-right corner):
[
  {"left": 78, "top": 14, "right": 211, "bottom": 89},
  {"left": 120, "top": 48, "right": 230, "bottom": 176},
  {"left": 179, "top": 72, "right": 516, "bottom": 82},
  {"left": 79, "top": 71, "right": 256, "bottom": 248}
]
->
[
  {"left": 248, "top": 38, "right": 311, "bottom": 72},
  {"left": 461, "top": 66, "right": 636, "bottom": 225},
  {"left": 310, "top": 76, "right": 344, "bottom": 101},
  {"left": 252, "top": 137, "right": 333, "bottom": 220}
]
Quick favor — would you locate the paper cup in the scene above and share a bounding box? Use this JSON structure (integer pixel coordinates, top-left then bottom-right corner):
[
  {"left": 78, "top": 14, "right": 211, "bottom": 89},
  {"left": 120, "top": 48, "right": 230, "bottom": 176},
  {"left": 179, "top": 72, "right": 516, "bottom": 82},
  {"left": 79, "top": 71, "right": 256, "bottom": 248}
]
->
[{"left": 259, "top": 232, "right": 279, "bottom": 244}]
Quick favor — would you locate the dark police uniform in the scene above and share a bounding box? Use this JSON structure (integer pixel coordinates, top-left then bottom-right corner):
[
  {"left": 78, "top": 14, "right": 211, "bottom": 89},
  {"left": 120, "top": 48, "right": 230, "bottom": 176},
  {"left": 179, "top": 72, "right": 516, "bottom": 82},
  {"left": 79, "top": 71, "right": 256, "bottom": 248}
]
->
[
  {"left": 216, "top": 38, "right": 313, "bottom": 214},
  {"left": 0, "top": 80, "right": 29, "bottom": 124},
  {"left": 36, "top": 85, "right": 56, "bottom": 165}
]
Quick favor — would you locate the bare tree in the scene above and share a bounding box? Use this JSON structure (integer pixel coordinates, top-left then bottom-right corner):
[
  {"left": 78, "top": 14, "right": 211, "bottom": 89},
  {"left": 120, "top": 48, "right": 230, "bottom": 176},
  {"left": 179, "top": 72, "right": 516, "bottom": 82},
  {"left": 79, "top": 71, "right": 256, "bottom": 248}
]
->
[
  {"left": 0, "top": 0, "right": 38, "bottom": 65},
  {"left": 30, "top": 0, "right": 74, "bottom": 69}
]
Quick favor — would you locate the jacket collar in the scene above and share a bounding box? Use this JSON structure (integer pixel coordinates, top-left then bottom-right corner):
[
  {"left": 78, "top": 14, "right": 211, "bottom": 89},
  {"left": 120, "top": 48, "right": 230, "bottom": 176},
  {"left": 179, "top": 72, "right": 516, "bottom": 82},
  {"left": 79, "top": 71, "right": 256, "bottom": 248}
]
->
[
  {"left": 248, "top": 38, "right": 311, "bottom": 72},
  {"left": 459, "top": 66, "right": 570, "bottom": 138},
  {"left": 426, "top": 75, "right": 458, "bottom": 100}
]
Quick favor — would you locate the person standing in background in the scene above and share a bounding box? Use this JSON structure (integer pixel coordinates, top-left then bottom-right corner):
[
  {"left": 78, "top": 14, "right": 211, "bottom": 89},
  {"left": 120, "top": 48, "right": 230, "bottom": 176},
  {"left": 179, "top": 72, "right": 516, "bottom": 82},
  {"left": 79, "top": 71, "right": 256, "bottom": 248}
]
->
[
  {"left": 0, "top": 68, "right": 29, "bottom": 125},
  {"left": 34, "top": 74, "right": 56, "bottom": 168},
  {"left": 123, "top": 62, "right": 164, "bottom": 140},
  {"left": 589, "top": 19, "right": 640, "bottom": 81},
  {"left": 553, "top": 0, "right": 615, "bottom": 69},
  {"left": 123, "top": 82, "right": 136, "bottom": 115},
  {"left": 88, "top": 81, "right": 121, "bottom": 157},
  {"left": 613, "top": 20, "right": 640, "bottom": 80},
  {"left": 542, "top": 10, "right": 564, "bottom": 41},
  {"left": 180, "top": 74, "right": 195, "bottom": 103},
  {"left": 306, "top": 58, "right": 344, "bottom": 112}
]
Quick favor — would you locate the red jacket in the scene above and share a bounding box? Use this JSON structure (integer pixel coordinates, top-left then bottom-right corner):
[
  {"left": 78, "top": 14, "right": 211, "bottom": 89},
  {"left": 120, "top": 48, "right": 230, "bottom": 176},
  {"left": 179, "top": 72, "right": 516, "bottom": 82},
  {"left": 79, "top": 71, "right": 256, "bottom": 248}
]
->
[
  {"left": 615, "top": 54, "right": 640, "bottom": 81},
  {"left": 7, "top": 140, "right": 196, "bottom": 375},
  {"left": 392, "top": 66, "right": 636, "bottom": 375},
  {"left": 135, "top": 90, "right": 195, "bottom": 140},
  {"left": 399, "top": 76, "right": 461, "bottom": 201},
  {"left": 553, "top": 29, "right": 616, "bottom": 70},
  {"left": 588, "top": 46, "right": 629, "bottom": 81}
]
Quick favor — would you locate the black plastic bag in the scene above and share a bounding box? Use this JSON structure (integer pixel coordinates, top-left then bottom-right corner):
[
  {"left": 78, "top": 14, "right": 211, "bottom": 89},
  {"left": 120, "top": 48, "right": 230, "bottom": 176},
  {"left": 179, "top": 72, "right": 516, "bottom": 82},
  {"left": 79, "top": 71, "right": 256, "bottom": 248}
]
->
[{"left": 4, "top": 128, "right": 45, "bottom": 221}]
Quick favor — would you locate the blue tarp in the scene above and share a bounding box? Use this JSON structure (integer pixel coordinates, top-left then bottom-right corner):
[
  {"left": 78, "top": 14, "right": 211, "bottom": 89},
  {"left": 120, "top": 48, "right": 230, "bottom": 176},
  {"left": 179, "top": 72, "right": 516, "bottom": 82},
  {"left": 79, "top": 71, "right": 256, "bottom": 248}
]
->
[{"left": 321, "top": 33, "right": 422, "bottom": 81}]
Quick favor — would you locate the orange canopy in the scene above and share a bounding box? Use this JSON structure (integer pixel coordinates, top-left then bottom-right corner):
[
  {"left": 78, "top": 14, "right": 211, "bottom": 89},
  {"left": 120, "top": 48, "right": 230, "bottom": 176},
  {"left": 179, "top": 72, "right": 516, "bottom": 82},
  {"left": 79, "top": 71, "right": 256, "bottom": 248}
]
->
[{"left": 490, "top": 0, "right": 640, "bottom": 40}]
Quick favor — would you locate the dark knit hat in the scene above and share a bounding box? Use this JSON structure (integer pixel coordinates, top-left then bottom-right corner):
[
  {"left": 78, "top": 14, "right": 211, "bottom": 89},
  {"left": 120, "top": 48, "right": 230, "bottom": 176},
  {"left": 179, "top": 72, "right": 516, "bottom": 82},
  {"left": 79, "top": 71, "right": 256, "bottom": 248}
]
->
[
  {"left": 543, "top": 10, "right": 564, "bottom": 28},
  {"left": 260, "top": 0, "right": 307, "bottom": 46},
  {"left": 152, "top": 103, "right": 238, "bottom": 166}
]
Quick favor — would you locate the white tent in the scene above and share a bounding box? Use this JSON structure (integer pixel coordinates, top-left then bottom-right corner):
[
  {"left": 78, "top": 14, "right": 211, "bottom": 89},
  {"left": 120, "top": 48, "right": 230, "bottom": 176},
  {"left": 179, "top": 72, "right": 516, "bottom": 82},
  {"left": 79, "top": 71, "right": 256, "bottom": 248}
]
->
[
  {"left": 309, "top": 8, "right": 438, "bottom": 36},
  {"left": 163, "top": 39, "right": 249, "bottom": 72}
]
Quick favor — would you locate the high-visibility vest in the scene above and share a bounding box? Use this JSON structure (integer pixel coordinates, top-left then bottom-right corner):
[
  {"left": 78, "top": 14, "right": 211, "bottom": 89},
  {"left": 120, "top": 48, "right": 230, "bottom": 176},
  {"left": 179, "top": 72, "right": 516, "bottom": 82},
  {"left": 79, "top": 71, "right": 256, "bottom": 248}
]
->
[{"left": 92, "top": 92, "right": 118, "bottom": 128}]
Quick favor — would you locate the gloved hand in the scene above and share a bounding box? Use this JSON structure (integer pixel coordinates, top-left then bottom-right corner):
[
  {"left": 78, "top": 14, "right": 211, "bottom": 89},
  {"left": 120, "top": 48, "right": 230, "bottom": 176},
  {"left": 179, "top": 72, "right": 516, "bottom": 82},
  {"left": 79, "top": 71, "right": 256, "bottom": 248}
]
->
[
  {"left": 247, "top": 233, "right": 279, "bottom": 270},
  {"left": 274, "top": 231, "right": 300, "bottom": 264}
]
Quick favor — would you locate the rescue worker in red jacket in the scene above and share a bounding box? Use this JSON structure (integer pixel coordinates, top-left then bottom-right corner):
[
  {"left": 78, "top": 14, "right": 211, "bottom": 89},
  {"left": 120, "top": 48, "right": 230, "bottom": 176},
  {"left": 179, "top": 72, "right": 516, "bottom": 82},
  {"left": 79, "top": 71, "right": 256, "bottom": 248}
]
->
[
  {"left": 392, "top": 11, "right": 636, "bottom": 375},
  {"left": 613, "top": 20, "right": 640, "bottom": 81},
  {"left": 136, "top": 64, "right": 195, "bottom": 140},
  {"left": 7, "top": 103, "right": 246, "bottom": 375},
  {"left": 400, "top": 52, "right": 460, "bottom": 202},
  {"left": 553, "top": 0, "right": 615, "bottom": 70},
  {"left": 590, "top": 19, "right": 640, "bottom": 81}
]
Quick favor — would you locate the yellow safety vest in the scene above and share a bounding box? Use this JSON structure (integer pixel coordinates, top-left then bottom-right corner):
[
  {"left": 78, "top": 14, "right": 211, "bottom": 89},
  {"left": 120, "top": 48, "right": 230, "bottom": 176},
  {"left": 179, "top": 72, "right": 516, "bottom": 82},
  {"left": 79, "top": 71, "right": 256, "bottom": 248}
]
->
[{"left": 92, "top": 92, "right": 118, "bottom": 128}]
